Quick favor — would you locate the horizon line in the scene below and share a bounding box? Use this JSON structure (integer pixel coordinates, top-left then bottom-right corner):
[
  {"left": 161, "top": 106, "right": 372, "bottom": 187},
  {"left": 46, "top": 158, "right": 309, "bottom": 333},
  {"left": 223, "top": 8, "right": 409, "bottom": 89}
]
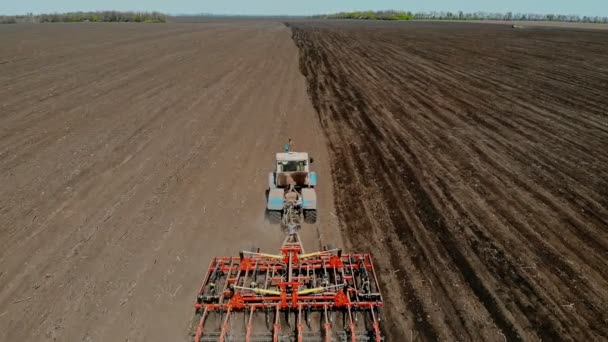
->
[{"left": 2, "top": 9, "right": 607, "bottom": 18}]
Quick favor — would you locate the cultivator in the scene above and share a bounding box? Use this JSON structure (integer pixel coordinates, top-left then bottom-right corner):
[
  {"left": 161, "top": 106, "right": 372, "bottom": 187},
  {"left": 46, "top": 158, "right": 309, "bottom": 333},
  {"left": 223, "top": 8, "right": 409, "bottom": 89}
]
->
[{"left": 190, "top": 233, "right": 384, "bottom": 341}]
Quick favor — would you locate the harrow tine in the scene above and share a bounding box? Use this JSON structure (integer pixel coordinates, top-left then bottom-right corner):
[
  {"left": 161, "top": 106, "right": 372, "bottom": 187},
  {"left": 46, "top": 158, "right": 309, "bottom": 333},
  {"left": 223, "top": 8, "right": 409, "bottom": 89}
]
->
[
  {"left": 370, "top": 308, "right": 381, "bottom": 342},
  {"left": 297, "top": 305, "right": 304, "bottom": 342},
  {"left": 323, "top": 305, "right": 332, "bottom": 342},
  {"left": 347, "top": 306, "right": 356, "bottom": 342},
  {"left": 245, "top": 307, "right": 254, "bottom": 342},
  {"left": 273, "top": 305, "right": 281, "bottom": 342},
  {"left": 218, "top": 306, "right": 231, "bottom": 342},
  {"left": 193, "top": 307, "right": 209, "bottom": 342},
  {"left": 265, "top": 307, "right": 271, "bottom": 330},
  {"left": 305, "top": 305, "right": 311, "bottom": 329},
  {"left": 242, "top": 306, "right": 245, "bottom": 328}
]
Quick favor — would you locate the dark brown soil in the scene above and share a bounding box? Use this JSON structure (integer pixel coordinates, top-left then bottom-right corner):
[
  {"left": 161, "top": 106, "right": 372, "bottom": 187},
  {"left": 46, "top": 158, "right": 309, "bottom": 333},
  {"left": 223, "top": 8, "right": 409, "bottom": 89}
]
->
[{"left": 288, "top": 20, "right": 608, "bottom": 341}]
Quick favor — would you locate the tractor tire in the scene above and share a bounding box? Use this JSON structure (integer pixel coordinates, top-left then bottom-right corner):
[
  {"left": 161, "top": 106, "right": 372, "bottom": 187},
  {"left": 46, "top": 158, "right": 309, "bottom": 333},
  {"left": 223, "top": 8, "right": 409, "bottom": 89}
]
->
[
  {"left": 304, "top": 210, "right": 317, "bottom": 224},
  {"left": 267, "top": 210, "right": 282, "bottom": 224}
]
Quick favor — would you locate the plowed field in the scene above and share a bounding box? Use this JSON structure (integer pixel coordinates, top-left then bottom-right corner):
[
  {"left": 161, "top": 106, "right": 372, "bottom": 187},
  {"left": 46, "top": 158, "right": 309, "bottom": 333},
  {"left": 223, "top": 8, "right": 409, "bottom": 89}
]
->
[{"left": 288, "top": 21, "right": 608, "bottom": 341}]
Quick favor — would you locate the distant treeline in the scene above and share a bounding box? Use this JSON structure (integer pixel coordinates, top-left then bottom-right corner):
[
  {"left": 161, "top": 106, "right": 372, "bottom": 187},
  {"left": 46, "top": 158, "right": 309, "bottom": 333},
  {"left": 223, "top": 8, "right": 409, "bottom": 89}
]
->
[
  {"left": 314, "top": 10, "right": 608, "bottom": 24},
  {"left": 319, "top": 11, "right": 413, "bottom": 20},
  {"left": 0, "top": 11, "right": 167, "bottom": 24}
]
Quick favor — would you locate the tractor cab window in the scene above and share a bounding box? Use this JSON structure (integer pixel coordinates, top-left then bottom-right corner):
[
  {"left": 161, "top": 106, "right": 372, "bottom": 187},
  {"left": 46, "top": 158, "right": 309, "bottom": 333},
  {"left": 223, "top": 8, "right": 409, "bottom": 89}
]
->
[{"left": 279, "top": 160, "right": 307, "bottom": 172}]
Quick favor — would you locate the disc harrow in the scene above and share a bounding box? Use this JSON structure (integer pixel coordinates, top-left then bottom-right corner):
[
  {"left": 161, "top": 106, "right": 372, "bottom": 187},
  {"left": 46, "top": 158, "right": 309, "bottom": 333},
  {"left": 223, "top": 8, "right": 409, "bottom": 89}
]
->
[{"left": 190, "top": 233, "right": 384, "bottom": 341}]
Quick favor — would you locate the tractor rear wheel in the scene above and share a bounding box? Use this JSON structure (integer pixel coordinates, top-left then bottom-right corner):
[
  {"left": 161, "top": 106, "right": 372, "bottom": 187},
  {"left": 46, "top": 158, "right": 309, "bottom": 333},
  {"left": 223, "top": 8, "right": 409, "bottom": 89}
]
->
[
  {"left": 267, "top": 210, "right": 282, "bottom": 224},
  {"left": 304, "top": 210, "right": 317, "bottom": 224}
]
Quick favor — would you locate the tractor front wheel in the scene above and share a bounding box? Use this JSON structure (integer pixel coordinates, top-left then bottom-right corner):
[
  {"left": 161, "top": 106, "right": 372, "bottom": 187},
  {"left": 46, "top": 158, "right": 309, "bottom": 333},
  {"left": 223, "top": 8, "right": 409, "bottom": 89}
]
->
[
  {"left": 267, "top": 210, "right": 282, "bottom": 224},
  {"left": 304, "top": 210, "right": 317, "bottom": 224}
]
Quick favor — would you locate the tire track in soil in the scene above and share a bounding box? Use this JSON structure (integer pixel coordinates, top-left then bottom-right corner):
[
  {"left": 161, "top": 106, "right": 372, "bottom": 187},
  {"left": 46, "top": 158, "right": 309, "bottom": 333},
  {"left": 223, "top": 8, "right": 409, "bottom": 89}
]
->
[{"left": 288, "top": 21, "right": 608, "bottom": 341}]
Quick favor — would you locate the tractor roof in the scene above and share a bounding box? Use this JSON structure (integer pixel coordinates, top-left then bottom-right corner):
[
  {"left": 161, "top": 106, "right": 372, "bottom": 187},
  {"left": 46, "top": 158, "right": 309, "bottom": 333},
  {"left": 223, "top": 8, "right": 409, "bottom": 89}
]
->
[{"left": 276, "top": 152, "right": 309, "bottom": 161}]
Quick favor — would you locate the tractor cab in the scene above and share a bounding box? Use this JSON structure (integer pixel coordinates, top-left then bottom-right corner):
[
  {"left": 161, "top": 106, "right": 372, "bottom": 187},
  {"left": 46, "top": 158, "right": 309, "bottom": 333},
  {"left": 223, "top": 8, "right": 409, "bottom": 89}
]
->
[
  {"left": 274, "top": 152, "right": 315, "bottom": 188},
  {"left": 276, "top": 152, "right": 310, "bottom": 171}
]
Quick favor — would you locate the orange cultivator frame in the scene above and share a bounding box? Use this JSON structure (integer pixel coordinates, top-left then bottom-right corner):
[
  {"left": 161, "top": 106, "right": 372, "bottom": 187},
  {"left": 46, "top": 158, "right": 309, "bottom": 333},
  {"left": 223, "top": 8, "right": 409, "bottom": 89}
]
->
[{"left": 190, "top": 234, "right": 384, "bottom": 341}]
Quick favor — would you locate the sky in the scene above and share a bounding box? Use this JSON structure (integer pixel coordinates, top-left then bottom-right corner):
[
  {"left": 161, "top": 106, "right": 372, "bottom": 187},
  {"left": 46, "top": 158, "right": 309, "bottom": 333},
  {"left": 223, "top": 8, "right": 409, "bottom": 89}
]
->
[{"left": 1, "top": 0, "right": 606, "bottom": 17}]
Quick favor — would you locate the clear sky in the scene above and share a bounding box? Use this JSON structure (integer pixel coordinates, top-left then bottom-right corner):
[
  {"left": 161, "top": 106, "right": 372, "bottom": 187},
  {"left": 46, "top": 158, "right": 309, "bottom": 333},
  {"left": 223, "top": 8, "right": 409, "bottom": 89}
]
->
[{"left": 2, "top": 0, "right": 606, "bottom": 17}]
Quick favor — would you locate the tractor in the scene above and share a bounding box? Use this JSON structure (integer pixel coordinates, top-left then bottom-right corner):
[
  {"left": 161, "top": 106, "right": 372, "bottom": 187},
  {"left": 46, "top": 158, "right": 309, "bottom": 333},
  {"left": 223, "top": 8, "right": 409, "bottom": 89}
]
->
[
  {"left": 189, "top": 143, "right": 386, "bottom": 341},
  {"left": 266, "top": 142, "right": 317, "bottom": 226}
]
